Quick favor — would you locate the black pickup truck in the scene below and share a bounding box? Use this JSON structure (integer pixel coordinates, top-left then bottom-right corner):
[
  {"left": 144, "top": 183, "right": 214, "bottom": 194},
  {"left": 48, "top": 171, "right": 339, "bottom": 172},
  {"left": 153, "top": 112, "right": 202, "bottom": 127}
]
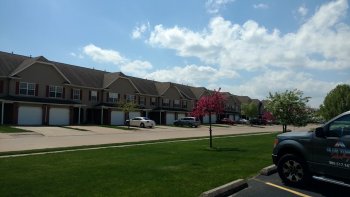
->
[{"left": 272, "top": 111, "right": 350, "bottom": 187}]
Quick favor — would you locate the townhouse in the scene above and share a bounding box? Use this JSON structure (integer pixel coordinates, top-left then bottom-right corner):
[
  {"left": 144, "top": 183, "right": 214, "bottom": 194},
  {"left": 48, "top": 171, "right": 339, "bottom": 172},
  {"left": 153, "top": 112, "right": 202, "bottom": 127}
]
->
[{"left": 0, "top": 51, "right": 261, "bottom": 126}]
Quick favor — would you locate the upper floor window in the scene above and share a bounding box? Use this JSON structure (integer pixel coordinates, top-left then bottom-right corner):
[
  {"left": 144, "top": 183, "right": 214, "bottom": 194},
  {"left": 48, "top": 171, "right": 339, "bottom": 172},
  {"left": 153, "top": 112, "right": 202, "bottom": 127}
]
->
[
  {"left": 182, "top": 100, "right": 187, "bottom": 108},
  {"left": 20, "top": 82, "right": 36, "bottom": 96},
  {"left": 73, "top": 89, "right": 80, "bottom": 100},
  {"left": 126, "top": 94, "right": 135, "bottom": 103},
  {"left": 49, "top": 86, "right": 63, "bottom": 98},
  {"left": 174, "top": 100, "right": 180, "bottom": 108},
  {"left": 140, "top": 96, "right": 145, "bottom": 106},
  {"left": 109, "top": 92, "right": 119, "bottom": 103},
  {"left": 163, "top": 98, "right": 170, "bottom": 106},
  {"left": 91, "top": 90, "right": 98, "bottom": 102},
  {"left": 151, "top": 97, "right": 156, "bottom": 106}
]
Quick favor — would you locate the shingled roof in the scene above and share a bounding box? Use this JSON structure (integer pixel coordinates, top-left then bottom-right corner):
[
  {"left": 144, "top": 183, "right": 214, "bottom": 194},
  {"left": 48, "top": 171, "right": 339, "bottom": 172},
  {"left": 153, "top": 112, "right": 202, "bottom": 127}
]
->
[{"left": 0, "top": 51, "right": 28, "bottom": 76}]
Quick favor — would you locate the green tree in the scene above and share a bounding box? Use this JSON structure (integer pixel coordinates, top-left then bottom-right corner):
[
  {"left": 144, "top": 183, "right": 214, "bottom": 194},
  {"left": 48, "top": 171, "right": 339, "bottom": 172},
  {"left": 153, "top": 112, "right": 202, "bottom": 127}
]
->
[
  {"left": 266, "top": 89, "right": 310, "bottom": 133},
  {"left": 320, "top": 84, "right": 350, "bottom": 121},
  {"left": 241, "top": 102, "right": 258, "bottom": 120},
  {"left": 122, "top": 101, "right": 137, "bottom": 128}
]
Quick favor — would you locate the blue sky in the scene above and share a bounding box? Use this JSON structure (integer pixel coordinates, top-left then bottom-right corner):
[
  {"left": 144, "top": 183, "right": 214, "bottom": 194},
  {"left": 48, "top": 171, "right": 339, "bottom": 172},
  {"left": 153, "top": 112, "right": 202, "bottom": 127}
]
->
[{"left": 1, "top": 0, "right": 349, "bottom": 108}]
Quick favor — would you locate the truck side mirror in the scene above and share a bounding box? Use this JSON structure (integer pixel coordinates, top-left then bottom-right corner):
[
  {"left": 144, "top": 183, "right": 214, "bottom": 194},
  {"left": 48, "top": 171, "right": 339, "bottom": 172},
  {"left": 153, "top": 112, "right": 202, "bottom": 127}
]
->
[{"left": 315, "top": 127, "right": 325, "bottom": 138}]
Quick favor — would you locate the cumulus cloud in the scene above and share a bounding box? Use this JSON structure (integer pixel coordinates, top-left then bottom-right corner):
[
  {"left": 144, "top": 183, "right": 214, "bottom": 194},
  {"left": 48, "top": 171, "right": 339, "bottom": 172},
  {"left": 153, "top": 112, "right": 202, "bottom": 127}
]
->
[
  {"left": 149, "top": 0, "right": 350, "bottom": 71},
  {"left": 205, "top": 0, "right": 235, "bottom": 14},
  {"left": 145, "top": 64, "right": 238, "bottom": 86},
  {"left": 222, "top": 69, "right": 339, "bottom": 108},
  {"left": 83, "top": 44, "right": 152, "bottom": 77},
  {"left": 132, "top": 22, "right": 150, "bottom": 39},
  {"left": 253, "top": 3, "right": 269, "bottom": 9}
]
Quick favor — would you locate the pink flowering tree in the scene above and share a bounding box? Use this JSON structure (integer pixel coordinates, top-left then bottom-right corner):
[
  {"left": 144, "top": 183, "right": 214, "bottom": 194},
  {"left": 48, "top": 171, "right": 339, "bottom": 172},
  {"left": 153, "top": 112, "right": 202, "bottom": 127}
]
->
[{"left": 191, "top": 89, "right": 226, "bottom": 148}]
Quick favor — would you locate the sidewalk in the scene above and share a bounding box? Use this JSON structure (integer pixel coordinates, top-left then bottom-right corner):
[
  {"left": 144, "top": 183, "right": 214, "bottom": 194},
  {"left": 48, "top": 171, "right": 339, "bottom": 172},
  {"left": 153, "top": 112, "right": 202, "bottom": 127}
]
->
[{"left": 0, "top": 124, "right": 319, "bottom": 153}]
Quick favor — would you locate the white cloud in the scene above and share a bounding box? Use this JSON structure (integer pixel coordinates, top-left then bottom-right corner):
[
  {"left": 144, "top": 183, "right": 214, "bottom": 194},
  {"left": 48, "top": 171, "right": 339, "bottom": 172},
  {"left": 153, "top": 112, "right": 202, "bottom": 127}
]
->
[
  {"left": 83, "top": 44, "right": 152, "bottom": 77},
  {"left": 298, "top": 5, "right": 308, "bottom": 17},
  {"left": 253, "top": 3, "right": 269, "bottom": 9},
  {"left": 132, "top": 22, "right": 150, "bottom": 39},
  {"left": 83, "top": 44, "right": 126, "bottom": 64},
  {"left": 145, "top": 64, "right": 238, "bottom": 86},
  {"left": 121, "top": 60, "right": 153, "bottom": 76},
  {"left": 205, "top": 0, "right": 235, "bottom": 14},
  {"left": 222, "top": 69, "right": 338, "bottom": 108},
  {"left": 148, "top": 0, "right": 350, "bottom": 71}
]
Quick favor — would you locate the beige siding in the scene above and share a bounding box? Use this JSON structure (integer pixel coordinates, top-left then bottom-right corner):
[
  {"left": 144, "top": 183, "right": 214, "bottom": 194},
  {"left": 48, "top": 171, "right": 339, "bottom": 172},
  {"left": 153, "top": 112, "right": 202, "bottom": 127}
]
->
[
  {"left": 108, "top": 78, "right": 138, "bottom": 103},
  {"left": 9, "top": 63, "right": 67, "bottom": 97}
]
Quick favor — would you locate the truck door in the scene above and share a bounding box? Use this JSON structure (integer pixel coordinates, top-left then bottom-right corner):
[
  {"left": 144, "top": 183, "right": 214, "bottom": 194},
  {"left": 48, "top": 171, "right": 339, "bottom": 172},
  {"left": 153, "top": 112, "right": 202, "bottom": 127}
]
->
[{"left": 313, "top": 114, "right": 350, "bottom": 179}]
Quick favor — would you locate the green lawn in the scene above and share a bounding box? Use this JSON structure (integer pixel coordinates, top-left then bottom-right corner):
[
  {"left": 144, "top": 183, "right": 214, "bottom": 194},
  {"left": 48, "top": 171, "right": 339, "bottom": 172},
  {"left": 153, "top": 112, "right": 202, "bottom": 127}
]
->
[
  {"left": 0, "top": 126, "right": 31, "bottom": 133},
  {"left": 0, "top": 133, "right": 276, "bottom": 197}
]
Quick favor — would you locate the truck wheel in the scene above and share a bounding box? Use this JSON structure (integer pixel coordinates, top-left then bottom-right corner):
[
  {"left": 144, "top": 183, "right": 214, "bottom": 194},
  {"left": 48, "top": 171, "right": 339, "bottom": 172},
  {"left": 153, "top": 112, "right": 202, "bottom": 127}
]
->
[{"left": 277, "top": 154, "right": 310, "bottom": 187}]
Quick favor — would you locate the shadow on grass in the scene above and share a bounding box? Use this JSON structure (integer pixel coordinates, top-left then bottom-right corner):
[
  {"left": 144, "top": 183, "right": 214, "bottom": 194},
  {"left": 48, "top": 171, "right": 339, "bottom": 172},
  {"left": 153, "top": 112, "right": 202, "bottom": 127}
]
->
[{"left": 206, "top": 147, "right": 244, "bottom": 152}]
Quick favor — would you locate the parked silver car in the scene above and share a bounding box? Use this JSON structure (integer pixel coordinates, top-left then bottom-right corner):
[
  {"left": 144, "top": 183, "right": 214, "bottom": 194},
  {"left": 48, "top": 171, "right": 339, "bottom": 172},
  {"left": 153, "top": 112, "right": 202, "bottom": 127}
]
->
[
  {"left": 174, "top": 117, "right": 200, "bottom": 128},
  {"left": 125, "top": 117, "right": 156, "bottom": 128}
]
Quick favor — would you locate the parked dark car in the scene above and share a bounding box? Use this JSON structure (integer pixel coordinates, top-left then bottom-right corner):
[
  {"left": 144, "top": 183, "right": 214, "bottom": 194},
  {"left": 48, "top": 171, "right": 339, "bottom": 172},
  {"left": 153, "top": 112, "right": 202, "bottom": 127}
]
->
[
  {"left": 272, "top": 111, "right": 350, "bottom": 187},
  {"left": 174, "top": 117, "right": 200, "bottom": 128},
  {"left": 220, "top": 118, "right": 235, "bottom": 125},
  {"left": 249, "top": 118, "right": 267, "bottom": 125}
]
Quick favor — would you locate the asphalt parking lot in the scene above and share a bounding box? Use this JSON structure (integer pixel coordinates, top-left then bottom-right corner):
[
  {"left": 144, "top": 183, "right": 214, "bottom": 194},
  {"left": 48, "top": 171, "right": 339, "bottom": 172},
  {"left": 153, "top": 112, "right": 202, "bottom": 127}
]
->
[{"left": 233, "top": 173, "right": 350, "bottom": 197}]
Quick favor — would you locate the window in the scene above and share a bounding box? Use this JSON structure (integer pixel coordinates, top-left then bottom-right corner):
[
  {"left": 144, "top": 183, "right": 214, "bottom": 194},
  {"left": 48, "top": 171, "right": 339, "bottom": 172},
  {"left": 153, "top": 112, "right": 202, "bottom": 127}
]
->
[
  {"left": 140, "top": 96, "right": 145, "bottom": 106},
  {"left": 19, "top": 82, "right": 36, "bottom": 96},
  {"left": 91, "top": 90, "right": 97, "bottom": 102},
  {"left": 328, "top": 115, "right": 350, "bottom": 137},
  {"left": 73, "top": 89, "right": 80, "bottom": 100},
  {"left": 174, "top": 100, "right": 180, "bottom": 108},
  {"left": 126, "top": 94, "right": 135, "bottom": 103},
  {"left": 163, "top": 98, "right": 170, "bottom": 106},
  {"left": 49, "top": 86, "right": 63, "bottom": 98},
  {"left": 109, "top": 92, "right": 118, "bottom": 103},
  {"left": 151, "top": 97, "right": 156, "bottom": 106},
  {"left": 182, "top": 100, "right": 187, "bottom": 108}
]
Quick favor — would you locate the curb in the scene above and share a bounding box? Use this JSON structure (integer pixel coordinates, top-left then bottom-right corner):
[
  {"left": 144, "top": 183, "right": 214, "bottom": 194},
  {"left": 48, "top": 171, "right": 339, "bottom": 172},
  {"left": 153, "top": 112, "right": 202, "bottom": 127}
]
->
[
  {"left": 199, "top": 165, "right": 277, "bottom": 197},
  {"left": 199, "top": 179, "right": 248, "bottom": 197},
  {"left": 260, "top": 165, "right": 277, "bottom": 176}
]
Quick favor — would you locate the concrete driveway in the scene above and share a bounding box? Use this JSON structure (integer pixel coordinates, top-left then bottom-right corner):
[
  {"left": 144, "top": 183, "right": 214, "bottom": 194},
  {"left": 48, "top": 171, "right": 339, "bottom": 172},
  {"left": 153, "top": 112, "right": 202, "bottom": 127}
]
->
[{"left": 0, "top": 124, "right": 319, "bottom": 153}]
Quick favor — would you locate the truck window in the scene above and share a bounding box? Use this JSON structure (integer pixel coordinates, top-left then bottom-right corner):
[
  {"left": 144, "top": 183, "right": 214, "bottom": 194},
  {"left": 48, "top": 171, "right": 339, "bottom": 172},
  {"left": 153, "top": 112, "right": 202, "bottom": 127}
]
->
[{"left": 327, "top": 115, "right": 350, "bottom": 137}]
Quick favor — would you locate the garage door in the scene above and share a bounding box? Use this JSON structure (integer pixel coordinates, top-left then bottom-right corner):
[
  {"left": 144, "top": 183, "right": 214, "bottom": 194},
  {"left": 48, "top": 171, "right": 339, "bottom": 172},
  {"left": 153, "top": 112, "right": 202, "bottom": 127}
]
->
[
  {"left": 166, "top": 113, "right": 175, "bottom": 125},
  {"left": 111, "top": 111, "right": 124, "bottom": 125},
  {"left": 18, "top": 106, "right": 42, "bottom": 125},
  {"left": 49, "top": 108, "right": 69, "bottom": 125},
  {"left": 129, "top": 111, "right": 140, "bottom": 119},
  {"left": 203, "top": 114, "right": 217, "bottom": 124},
  {"left": 177, "top": 113, "right": 186, "bottom": 120}
]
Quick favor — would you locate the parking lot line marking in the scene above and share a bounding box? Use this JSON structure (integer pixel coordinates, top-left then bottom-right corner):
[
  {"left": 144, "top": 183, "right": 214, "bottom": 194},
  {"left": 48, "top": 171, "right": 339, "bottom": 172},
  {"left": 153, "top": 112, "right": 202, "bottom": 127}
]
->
[{"left": 265, "top": 182, "right": 312, "bottom": 197}]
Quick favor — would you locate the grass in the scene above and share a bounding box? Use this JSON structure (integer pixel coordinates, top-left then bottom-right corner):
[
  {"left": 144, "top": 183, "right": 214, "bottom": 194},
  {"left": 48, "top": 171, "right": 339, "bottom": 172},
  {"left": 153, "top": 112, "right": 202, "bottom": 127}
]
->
[
  {"left": 0, "top": 133, "right": 276, "bottom": 197},
  {"left": 0, "top": 125, "right": 31, "bottom": 133}
]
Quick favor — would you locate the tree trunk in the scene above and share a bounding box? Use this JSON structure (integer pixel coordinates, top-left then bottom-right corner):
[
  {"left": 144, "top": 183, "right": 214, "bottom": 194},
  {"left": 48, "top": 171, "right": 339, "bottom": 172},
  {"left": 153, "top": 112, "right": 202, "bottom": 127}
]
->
[
  {"left": 282, "top": 124, "right": 288, "bottom": 133},
  {"left": 209, "top": 112, "right": 213, "bottom": 148}
]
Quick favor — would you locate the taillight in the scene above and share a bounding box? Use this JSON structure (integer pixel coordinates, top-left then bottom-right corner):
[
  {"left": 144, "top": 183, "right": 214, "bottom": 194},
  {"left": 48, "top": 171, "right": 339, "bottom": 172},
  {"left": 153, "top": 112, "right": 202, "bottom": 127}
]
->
[{"left": 273, "top": 138, "right": 279, "bottom": 148}]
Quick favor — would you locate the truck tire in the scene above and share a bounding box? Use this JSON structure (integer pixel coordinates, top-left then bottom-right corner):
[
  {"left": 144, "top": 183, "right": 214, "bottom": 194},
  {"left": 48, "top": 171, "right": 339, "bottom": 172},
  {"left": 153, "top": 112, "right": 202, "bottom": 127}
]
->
[{"left": 277, "top": 154, "right": 310, "bottom": 187}]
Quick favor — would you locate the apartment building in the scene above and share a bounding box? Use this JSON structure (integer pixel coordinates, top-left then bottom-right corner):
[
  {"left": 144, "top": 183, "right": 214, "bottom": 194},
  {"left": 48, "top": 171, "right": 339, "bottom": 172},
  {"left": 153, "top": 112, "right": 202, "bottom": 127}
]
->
[{"left": 0, "top": 51, "right": 254, "bottom": 125}]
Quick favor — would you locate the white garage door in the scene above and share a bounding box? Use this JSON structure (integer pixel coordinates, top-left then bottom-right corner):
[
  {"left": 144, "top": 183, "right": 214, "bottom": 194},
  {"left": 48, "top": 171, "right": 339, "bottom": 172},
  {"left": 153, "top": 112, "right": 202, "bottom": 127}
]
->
[
  {"left": 129, "top": 111, "right": 140, "bottom": 119},
  {"left": 18, "top": 106, "right": 42, "bottom": 125},
  {"left": 49, "top": 108, "right": 69, "bottom": 125},
  {"left": 166, "top": 113, "right": 175, "bottom": 125},
  {"left": 203, "top": 114, "right": 217, "bottom": 124},
  {"left": 111, "top": 111, "right": 124, "bottom": 125},
  {"left": 177, "top": 113, "right": 186, "bottom": 120}
]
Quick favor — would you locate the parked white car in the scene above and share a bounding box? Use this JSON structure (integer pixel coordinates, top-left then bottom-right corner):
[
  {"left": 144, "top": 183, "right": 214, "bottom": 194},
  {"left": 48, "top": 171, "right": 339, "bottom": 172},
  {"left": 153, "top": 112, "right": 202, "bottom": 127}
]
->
[{"left": 125, "top": 117, "right": 156, "bottom": 128}]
